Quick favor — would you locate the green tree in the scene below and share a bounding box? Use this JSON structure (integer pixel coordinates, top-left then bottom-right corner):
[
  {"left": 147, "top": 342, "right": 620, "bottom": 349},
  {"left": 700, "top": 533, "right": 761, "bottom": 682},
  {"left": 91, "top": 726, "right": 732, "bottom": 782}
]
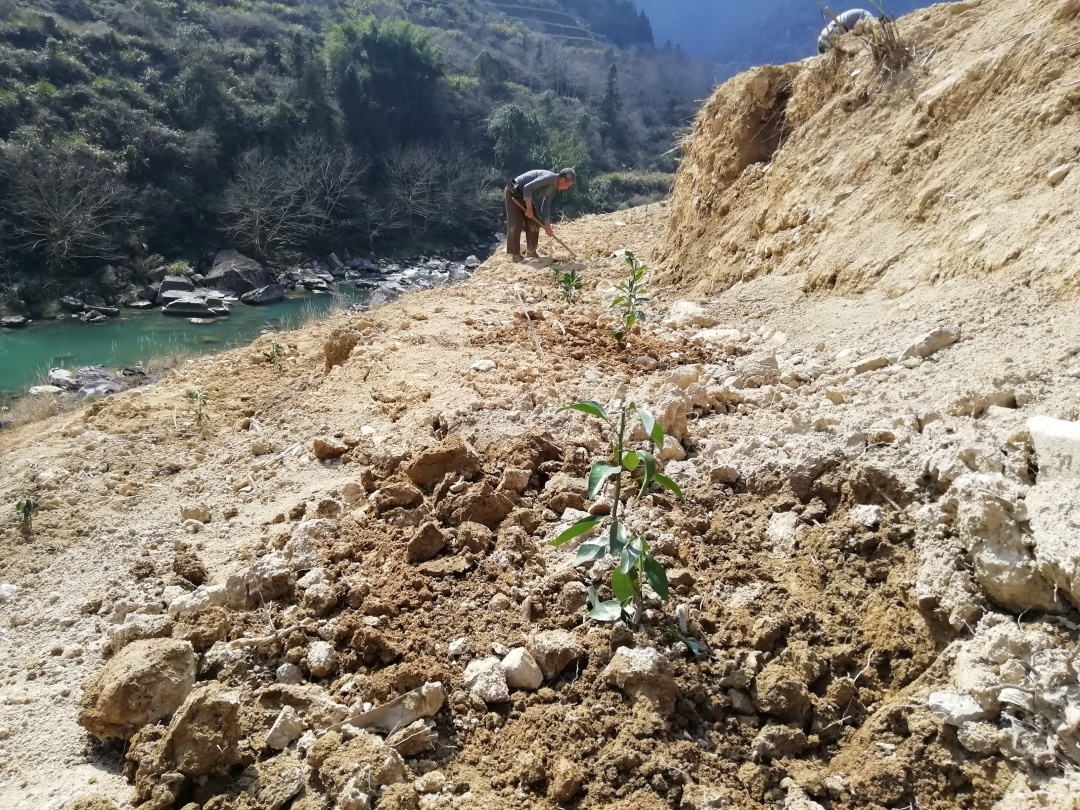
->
[
  {"left": 599, "top": 63, "right": 625, "bottom": 148},
  {"left": 486, "top": 104, "right": 544, "bottom": 176}
]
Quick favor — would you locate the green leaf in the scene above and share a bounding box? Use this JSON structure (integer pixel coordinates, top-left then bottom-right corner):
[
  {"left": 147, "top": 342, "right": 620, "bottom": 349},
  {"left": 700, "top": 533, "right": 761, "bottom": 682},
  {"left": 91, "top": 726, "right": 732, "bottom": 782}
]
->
[
  {"left": 559, "top": 400, "right": 608, "bottom": 421},
  {"left": 609, "top": 521, "right": 629, "bottom": 555},
  {"left": 651, "top": 473, "right": 685, "bottom": 499},
  {"left": 610, "top": 568, "right": 634, "bottom": 605},
  {"left": 643, "top": 554, "right": 670, "bottom": 600},
  {"left": 635, "top": 406, "right": 665, "bottom": 448},
  {"left": 618, "top": 536, "right": 645, "bottom": 575},
  {"left": 550, "top": 515, "right": 603, "bottom": 547},
  {"left": 572, "top": 540, "right": 608, "bottom": 567},
  {"left": 622, "top": 450, "right": 640, "bottom": 472},
  {"left": 638, "top": 450, "right": 657, "bottom": 497},
  {"left": 588, "top": 600, "right": 623, "bottom": 622},
  {"left": 588, "top": 461, "right": 621, "bottom": 500}
]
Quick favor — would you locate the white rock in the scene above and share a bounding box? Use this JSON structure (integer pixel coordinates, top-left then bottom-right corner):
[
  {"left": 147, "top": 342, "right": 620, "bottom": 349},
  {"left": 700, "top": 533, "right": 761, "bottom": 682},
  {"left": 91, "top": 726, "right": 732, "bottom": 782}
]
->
[
  {"left": 265, "top": 705, "right": 306, "bottom": 749},
  {"left": 664, "top": 301, "right": 718, "bottom": 328},
  {"left": 1026, "top": 416, "right": 1080, "bottom": 606},
  {"left": 28, "top": 385, "right": 63, "bottom": 396},
  {"left": 338, "top": 779, "right": 371, "bottom": 810},
  {"left": 471, "top": 359, "right": 496, "bottom": 372},
  {"left": 1047, "top": 163, "right": 1073, "bottom": 185},
  {"left": 693, "top": 327, "right": 743, "bottom": 345},
  {"left": 0, "top": 584, "right": 19, "bottom": 604},
  {"left": 899, "top": 326, "right": 961, "bottom": 360},
  {"left": 766, "top": 512, "right": 800, "bottom": 556},
  {"left": 296, "top": 568, "right": 329, "bottom": 589},
  {"left": 1028, "top": 416, "right": 1080, "bottom": 483},
  {"left": 928, "top": 691, "right": 993, "bottom": 726},
  {"left": 502, "top": 648, "right": 543, "bottom": 691},
  {"left": 415, "top": 770, "right": 447, "bottom": 794},
  {"left": 48, "top": 368, "right": 75, "bottom": 387},
  {"left": 306, "top": 640, "right": 338, "bottom": 678},
  {"left": 849, "top": 504, "right": 884, "bottom": 528},
  {"left": 448, "top": 637, "right": 468, "bottom": 657},
  {"left": 658, "top": 435, "right": 687, "bottom": 462},
  {"left": 667, "top": 365, "right": 702, "bottom": 390},
  {"left": 285, "top": 520, "right": 334, "bottom": 570},
  {"left": 853, "top": 355, "right": 892, "bottom": 374},
  {"left": 463, "top": 657, "right": 510, "bottom": 703},
  {"left": 277, "top": 663, "right": 303, "bottom": 684},
  {"left": 949, "top": 473, "right": 1064, "bottom": 611}
]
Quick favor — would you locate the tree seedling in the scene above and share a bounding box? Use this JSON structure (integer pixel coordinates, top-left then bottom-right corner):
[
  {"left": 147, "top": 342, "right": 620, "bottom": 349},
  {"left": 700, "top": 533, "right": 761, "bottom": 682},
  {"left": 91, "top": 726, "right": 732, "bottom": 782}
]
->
[
  {"left": 264, "top": 339, "right": 285, "bottom": 365},
  {"left": 15, "top": 497, "right": 38, "bottom": 536},
  {"left": 187, "top": 388, "right": 210, "bottom": 426},
  {"left": 557, "top": 267, "right": 582, "bottom": 304},
  {"left": 550, "top": 400, "right": 683, "bottom": 625},
  {"left": 612, "top": 250, "right": 648, "bottom": 343}
]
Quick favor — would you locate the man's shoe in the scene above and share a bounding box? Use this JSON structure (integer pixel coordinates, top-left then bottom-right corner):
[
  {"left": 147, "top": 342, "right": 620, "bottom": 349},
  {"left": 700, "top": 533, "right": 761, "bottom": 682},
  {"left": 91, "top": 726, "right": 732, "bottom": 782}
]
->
[{"left": 510, "top": 254, "right": 523, "bottom": 263}]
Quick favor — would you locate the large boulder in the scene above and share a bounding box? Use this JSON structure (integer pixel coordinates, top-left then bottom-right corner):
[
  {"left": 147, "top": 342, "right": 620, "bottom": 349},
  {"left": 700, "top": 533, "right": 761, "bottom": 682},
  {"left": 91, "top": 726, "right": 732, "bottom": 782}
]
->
[
  {"left": 241, "top": 283, "right": 286, "bottom": 305},
  {"left": 159, "top": 275, "right": 194, "bottom": 295},
  {"left": 59, "top": 296, "right": 85, "bottom": 312},
  {"left": 154, "top": 682, "right": 243, "bottom": 775},
  {"left": 0, "top": 315, "right": 29, "bottom": 328},
  {"left": 1027, "top": 416, "right": 1080, "bottom": 607},
  {"left": 204, "top": 250, "right": 274, "bottom": 295},
  {"left": 79, "top": 639, "right": 197, "bottom": 740}
]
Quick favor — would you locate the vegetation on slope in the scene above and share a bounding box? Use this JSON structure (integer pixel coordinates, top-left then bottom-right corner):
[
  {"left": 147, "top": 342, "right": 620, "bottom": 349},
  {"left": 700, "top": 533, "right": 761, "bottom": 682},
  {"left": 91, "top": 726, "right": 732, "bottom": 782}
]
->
[{"left": 0, "top": 0, "right": 711, "bottom": 311}]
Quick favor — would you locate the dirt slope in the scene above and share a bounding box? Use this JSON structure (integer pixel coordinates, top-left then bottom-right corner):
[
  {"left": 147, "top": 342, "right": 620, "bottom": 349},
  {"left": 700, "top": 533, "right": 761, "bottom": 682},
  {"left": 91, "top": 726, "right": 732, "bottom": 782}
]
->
[
  {"left": 1, "top": 3, "right": 1080, "bottom": 809},
  {"left": 658, "top": 0, "right": 1080, "bottom": 300}
]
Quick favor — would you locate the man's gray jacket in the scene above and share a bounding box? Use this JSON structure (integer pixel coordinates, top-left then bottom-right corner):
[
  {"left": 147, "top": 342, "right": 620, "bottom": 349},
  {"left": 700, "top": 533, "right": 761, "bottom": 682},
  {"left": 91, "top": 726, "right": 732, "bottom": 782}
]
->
[{"left": 512, "top": 170, "right": 559, "bottom": 223}]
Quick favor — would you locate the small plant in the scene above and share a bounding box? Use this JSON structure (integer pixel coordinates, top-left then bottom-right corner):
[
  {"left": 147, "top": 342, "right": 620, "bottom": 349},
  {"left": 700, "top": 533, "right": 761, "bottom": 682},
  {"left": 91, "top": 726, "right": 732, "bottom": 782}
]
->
[
  {"left": 611, "top": 250, "right": 649, "bottom": 343},
  {"left": 15, "top": 497, "right": 38, "bottom": 535},
  {"left": 550, "top": 400, "right": 683, "bottom": 624},
  {"left": 557, "top": 268, "right": 582, "bottom": 304},
  {"left": 264, "top": 339, "right": 285, "bottom": 365},
  {"left": 186, "top": 388, "right": 210, "bottom": 426},
  {"left": 861, "top": 2, "right": 913, "bottom": 76}
]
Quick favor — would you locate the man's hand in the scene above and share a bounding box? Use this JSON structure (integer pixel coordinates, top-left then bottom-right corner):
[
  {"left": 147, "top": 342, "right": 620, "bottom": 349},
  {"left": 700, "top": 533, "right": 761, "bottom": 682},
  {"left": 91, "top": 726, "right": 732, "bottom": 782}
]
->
[
  {"left": 525, "top": 201, "right": 535, "bottom": 220},
  {"left": 543, "top": 221, "right": 554, "bottom": 238}
]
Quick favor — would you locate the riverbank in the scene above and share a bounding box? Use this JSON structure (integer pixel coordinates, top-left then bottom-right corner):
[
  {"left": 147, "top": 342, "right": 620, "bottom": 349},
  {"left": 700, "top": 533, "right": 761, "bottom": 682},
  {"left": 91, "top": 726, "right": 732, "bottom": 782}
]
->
[{"left": 0, "top": 248, "right": 490, "bottom": 410}]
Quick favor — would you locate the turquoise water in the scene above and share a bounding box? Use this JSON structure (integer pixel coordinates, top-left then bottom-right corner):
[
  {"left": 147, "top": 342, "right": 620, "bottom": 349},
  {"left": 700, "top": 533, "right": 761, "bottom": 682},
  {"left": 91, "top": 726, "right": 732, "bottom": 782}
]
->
[{"left": 0, "top": 291, "right": 356, "bottom": 397}]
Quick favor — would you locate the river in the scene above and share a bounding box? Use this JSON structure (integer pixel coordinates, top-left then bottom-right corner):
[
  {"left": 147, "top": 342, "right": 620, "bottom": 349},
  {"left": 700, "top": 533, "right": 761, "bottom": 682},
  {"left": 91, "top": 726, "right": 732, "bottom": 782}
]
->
[{"left": 0, "top": 289, "right": 357, "bottom": 399}]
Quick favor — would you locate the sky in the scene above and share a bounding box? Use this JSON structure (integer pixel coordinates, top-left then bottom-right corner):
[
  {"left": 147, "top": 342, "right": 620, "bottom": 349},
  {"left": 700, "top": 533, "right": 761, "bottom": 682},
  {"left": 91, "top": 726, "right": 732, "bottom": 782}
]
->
[{"left": 633, "top": 1, "right": 931, "bottom": 77}]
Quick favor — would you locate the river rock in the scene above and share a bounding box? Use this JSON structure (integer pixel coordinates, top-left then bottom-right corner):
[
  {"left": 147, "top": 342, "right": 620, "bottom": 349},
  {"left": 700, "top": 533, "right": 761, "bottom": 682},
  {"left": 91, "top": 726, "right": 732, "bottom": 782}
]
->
[
  {"left": 1, "top": 315, "right": 29, "bottom": 328},
  {"left": 163, "top": 295, "right": 229, "bottom": 317},
  {"left": 205, "top": 250, "right": 274, "bottom": 294},
  {"left": 60, "top": 296, "right": 85, "bottom": 312},
  {"left": 48, "top": 368, "right": 76, "bottom": 389},
  {"left": 28, "top": 385, "right": 63, "bottom": 396},
  {"left": 95, "top": 306, "right": 120, "bottom": 317},
  {"left": 79, "top": 639, "right": 197, "bottom": 739},
  {"left": 241, "top": 284, "right": 286, "bottom": 306},
  {"left": 465, "top": 255, "right": 481, "bottom": 269},
  {"left": 127, "top": 299, "right": 154, "bottom": 310},
  {"left": 80, "top": 311, "right": 106, "bottom": 324}
]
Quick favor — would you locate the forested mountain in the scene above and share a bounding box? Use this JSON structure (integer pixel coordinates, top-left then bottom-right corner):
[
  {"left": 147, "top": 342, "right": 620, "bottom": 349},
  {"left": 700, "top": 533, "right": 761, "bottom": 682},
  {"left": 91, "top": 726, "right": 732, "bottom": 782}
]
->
[
  {"left": 635, "top": 0, "right": 928, "bottom": 77},
  {"left": 0, "top": 0, "right": 710, "bottom": 309}
]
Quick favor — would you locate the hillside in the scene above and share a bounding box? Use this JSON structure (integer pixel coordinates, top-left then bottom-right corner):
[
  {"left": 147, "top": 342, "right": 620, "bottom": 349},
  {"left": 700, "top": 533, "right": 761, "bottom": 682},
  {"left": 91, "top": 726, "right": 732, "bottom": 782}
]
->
[
  {"left": 3, "top": 1, "right": 1080, "bottom": 810},
  {"left": 0, "top": 0, "right": 708, "bottom": 313}
]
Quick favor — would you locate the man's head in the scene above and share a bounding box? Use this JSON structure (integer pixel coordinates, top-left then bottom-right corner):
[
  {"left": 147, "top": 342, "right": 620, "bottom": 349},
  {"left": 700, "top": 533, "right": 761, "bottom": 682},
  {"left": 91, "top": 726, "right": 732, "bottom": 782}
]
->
[{"left": 556, "top": 167, "right": 576, "bottom": 191}]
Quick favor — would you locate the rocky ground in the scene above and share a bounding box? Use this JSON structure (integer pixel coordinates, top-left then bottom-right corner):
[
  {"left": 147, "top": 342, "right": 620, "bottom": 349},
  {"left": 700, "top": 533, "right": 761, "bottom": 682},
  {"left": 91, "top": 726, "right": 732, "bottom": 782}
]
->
[
  {"left": 3, "top": 1, "right": 1080, "bottom": 808},
  {"left": 0, "top": 201, "right": 1077, "bottom": 810}
]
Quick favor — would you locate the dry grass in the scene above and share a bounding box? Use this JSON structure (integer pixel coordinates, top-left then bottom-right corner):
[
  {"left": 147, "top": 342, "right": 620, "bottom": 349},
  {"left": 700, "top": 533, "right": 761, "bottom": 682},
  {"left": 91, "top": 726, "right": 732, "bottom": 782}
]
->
[
  {"left": 1, "top": 392, "right": 80, "bottom": 428},
  {"left": 861, "top": 14, "right": 915, "bottom": 77}
]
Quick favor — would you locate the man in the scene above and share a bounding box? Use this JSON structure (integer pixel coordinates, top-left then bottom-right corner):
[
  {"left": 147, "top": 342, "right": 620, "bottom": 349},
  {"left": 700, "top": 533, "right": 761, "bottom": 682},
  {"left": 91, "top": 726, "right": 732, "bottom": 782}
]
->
[
  {"left": 505, "top": 168, "right": 576, "bottom": 261},
  {"left": 817, "top": 8, "right": 876, "bottom": 54}
]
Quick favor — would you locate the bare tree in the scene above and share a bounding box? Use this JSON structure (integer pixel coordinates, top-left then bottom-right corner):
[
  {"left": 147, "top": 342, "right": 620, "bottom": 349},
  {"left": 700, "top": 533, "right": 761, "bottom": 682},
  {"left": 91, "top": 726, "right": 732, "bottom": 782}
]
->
[
  {"left": 220, "top": 134, "right": 367, "bottom": 260},
  {"left": 0, "top": 148, "right": 137, "bottom": 271},
  {"left": 384, "top": 144, "right": 493, "bottom": 237}
]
